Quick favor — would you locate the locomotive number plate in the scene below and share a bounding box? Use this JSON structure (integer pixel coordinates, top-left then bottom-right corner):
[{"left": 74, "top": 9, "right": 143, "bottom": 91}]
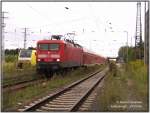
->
[
  {"left": 50, "top": 54, "right": 60, "bottom": 58},
  {"left": 38, "top": 54, "right": 48, "bottom": 58}
]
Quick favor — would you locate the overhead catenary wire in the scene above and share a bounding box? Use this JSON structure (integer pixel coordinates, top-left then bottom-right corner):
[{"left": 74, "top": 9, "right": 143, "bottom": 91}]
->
[
  {"left": 26, "top": 3, "right": 52, "bottom": 23},
  {"left": 25, "top": 3, "right": 94, "bottom": 32},
  {"left": 4, "top": 3, "right": 101, "bottom": 39}
]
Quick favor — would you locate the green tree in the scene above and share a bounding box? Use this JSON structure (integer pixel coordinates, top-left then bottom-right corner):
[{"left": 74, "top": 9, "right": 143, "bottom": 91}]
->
[
  {"left": 118, "top": 41, "right": 144, "bottom": 62},
  {"left": 118, "top": 46, "right": 136, "bottom": 62}
]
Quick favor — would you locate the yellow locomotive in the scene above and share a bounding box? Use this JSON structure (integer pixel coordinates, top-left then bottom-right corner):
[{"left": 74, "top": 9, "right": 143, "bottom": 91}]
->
[{"left": 17, "top": 49, "right": 36, "bottom": 68}]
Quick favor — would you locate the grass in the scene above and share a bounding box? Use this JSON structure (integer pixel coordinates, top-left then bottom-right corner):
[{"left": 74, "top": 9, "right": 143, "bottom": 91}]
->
[
  {"left": 2, "top": 64, "right": 105, "bottom": 111},
  {"left": 3, "top": 55, "right": 18, "bottom": 77},
  {"left": 3, "top": 62, "right": 36, "bottom": 78},
  {"left": 125, "top": 60, "right": 148, "bottom": 109},
  {"left": 2, "top": 63, "right": 40, "bottom": 86},
  {"left": 3, "top": 55, "right": 36, "bottom": 79},
  {"left": 97, "top": 63, "right": 128, "bottom": 111},
  {"left": 97, "top": 60, "right": 148, "bottom": 112}
]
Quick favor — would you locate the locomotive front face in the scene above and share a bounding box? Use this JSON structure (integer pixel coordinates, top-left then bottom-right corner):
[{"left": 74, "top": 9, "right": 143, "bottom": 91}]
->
[{"left": 36, "top": 42, "right": 64, "bottom": 71}]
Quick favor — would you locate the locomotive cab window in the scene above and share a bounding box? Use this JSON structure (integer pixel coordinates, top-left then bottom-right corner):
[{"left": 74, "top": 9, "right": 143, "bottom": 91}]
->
[
  {"left": 49, "top": 44, "right": 59, "bottom": 51},
  {"left": 38, "top": 44, "right": 49, "bottom": 50},
  {"left": 19, "top": 50, "right": 32, "bottom": 58},
  {"left": 38, "top": 43, "right": 59, "bottom": 51}
]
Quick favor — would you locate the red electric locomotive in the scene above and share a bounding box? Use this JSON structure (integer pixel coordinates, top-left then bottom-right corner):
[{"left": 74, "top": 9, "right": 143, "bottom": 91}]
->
[
  {"left": 36, "top": 35, "right": 83, "bottom": 77},
  {"left": 36, "top": 35, "right": 106, "bottom": 78}
]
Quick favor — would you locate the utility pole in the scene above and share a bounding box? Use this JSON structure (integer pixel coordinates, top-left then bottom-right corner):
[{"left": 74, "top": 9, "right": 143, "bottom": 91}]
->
[
  {"left": 124, "top": 31, "right": 128, "bottom": 62},
  {"left": 144, "top": 2, "right": 146, "bottom": 64},
  {"left": 131, "top": 36, "right": 132, "bottom": 47},
  {"left": 144, "top": 2, "right": 149, "bottom": 65},
  {"left": 22, "top": 28, "right": 29, "bottom": 49},
  {"left": 1, "top": 12, "right": 8, "bottom": 63},
  {"left": 1, "top": 11, "right": 8, "bottom": 93},
  {"left": 135, "top": 2, "right": 142, "bottom": 59}
]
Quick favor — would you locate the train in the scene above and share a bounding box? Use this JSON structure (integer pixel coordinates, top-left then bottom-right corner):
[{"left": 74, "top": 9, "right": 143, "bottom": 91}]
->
[
  {"left": 17, "top": 49, "right": 36, "bottom": 68},
  {"left": 36, "top": 35, "right": 106, "bottom": 78}
]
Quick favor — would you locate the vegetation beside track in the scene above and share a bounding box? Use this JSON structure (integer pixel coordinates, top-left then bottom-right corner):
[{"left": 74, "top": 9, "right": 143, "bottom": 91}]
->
[
  {"left": 97, "top": 60, "right": 148, "bottom": 112},
  {"left": 3, "top": 63, "right": 41, "bottom": 87},
  {"left": 5, "top": 55, "right": 18, "bottom": 63},
  {"left": 2, "top": 64, "right": 105, "bottom": 111}
]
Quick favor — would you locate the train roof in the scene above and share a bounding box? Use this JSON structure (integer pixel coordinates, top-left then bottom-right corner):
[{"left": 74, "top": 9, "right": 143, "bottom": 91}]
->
[
  {"left": 37, "top": 39, "right": 82, "bottom": 48},
  {"left": 83, "top": 48, "right": 105, "bottom": 58},
  {"left": 37, "top": 40, "right": 65, "bottom": 44}
]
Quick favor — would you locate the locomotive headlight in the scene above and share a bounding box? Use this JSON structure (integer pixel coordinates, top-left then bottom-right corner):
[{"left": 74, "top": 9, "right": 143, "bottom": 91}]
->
[
  {"left": 56, "top": 59, "right": 60, "bottom": 62},
  {"left": 38, "top": 59, "right": 41, "bottom": 61}
]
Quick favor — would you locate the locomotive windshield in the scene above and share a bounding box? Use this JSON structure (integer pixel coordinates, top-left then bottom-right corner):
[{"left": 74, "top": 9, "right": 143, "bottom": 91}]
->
[
  {"left": 49, "top": 44, "right": 59, "bottom": 50},
  {"left": 39, "top": 44, "right": 49, "bottom": 50},
  {"left": 38, "top": 44, "right": 59, "bottom": 51},
  {"left": 19, "top": 50, "right": 32, "bottom": 58}
]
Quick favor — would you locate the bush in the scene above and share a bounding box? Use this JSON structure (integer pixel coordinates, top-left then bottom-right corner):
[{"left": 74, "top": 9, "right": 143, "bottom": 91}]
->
[{"left": 5, "top": 55, "right": 18, "bottom": 62}]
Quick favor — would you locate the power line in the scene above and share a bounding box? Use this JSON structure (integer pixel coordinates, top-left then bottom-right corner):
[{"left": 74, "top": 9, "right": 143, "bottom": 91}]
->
[
  {"left": 26, "top": 3, "right": 91, "bottom": 31},
  {"left": 26, "top": 16, "right": 90, "bottom": 30},
  {"left": 26, "top": 3, "right": 51, "bottom": 23}
]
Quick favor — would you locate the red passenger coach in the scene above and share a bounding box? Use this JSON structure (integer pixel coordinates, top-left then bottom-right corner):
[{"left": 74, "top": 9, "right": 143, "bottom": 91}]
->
[
  {"left": 36, "top": 35, "right": 83, "bottom": 77},
  {"left": 83, "top": 49, "right": 106, "bottom": 66}
]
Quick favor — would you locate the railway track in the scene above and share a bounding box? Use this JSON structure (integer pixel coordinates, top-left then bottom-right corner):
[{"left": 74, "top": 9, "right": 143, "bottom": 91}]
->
[
  {"left": 3, "top": 72, "right": 38, "bottom": 87},
  {"left": 3, "top": 79, "right": 46, "bottom": 92},
  {"left": 18, "top": 67, "right": 108, "bottom": 112}
]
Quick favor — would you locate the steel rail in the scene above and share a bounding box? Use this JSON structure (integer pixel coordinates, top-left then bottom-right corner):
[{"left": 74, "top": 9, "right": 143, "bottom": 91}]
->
[
  {"left": 69, "top": 75, "right": 105, "bottom": 111},
  {"left": 20, "top": 68, "right": 107, "bottom": 112},
  {"left": 3, "top": 79, "right": 45, "bottom": 93},
  {"left": 3, "top": 79, "right": 38, "bottom": 88}
]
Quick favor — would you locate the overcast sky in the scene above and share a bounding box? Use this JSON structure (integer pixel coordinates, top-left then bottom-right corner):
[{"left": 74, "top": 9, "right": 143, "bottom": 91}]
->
[{"left": 2, "top": 2, "right": 147, "bottom": 57}]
